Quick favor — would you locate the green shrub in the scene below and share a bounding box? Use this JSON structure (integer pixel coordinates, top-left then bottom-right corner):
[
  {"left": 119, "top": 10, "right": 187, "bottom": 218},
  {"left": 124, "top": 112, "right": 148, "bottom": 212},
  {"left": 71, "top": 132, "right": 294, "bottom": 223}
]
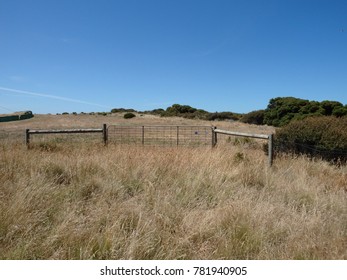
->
[
  {"left": 263, "top": 97, "right": 347, "bottom": 127},
  {"left": 111, "top": 108, "right": 136, "bottom": 113},
  {"left": 166, "top": 104, "right": 197, "bottom": 115},
  {"left": 205, "top": 112, "right": 240, "bottom": 121},
  {"left": 97, "top": 112, "right": 108, "bottom": 116},
  {"left": 124, "top": 112, "right": 136, "bottom": 119},
  {"left": 240, "top": 110, "right": 265, "bottom": 125},
  {"left": 274, "top": 116, "right": 347, "bottom": 162}
]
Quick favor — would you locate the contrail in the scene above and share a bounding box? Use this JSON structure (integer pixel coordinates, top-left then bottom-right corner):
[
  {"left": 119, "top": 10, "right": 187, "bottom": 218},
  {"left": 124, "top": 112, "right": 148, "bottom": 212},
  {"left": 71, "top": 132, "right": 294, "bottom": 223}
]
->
[
  {"left": 0, "top": 86, "right": 110, "bottom": 109},
  {"left": 0, "top": 105, "right": 16, "bottom": 113}
]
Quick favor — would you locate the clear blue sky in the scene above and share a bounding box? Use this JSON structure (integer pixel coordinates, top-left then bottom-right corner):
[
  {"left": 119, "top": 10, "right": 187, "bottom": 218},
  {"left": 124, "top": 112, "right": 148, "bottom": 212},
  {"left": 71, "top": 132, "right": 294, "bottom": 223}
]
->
[{"left": 1, "top": 0, "right": 346, "bottom": 114}]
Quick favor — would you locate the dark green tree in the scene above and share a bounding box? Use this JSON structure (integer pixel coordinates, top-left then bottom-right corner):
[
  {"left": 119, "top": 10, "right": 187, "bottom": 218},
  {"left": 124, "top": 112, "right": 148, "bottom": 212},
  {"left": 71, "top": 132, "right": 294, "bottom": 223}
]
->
[{"left": 240, "top": 110, "right": 265, "bottom": 125}]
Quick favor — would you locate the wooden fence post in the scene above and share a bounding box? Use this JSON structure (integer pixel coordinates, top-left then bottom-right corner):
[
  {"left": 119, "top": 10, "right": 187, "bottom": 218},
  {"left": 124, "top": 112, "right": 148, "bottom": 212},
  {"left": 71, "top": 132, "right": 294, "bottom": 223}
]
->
[
  {"left": 142, "top": 126, "right": 145, "bottom": 145},
  {"left": 212, "top": 126, "right": 217, "bottom": 147},
  {"left": 103, "top": 124, "right": 108, "bottom": 145},
  {"left": 177, "top": 126, "right": 179, "bottom": 146},
  {"left": 25, "top": 129, "right": 30, "bottom": 147},
  {"left": 268, "top": 134, "right": 274, "bottom": 167}
]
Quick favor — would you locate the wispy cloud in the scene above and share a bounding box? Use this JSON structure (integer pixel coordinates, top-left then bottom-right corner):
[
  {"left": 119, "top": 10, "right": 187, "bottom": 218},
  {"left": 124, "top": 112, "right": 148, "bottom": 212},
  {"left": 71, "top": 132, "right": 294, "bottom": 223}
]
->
[
  {"left": 0, "top": 105, "right": 16, "bottom": 113},
  {"left": 0, "top": 86, "right": 110, "bottom": 109}
]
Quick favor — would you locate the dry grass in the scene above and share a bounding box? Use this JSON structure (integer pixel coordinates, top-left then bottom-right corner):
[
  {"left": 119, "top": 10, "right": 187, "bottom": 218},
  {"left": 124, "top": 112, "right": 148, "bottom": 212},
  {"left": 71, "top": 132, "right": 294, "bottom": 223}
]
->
[{"left": 0, "top": 115, "right": 345, "bottom": 259}]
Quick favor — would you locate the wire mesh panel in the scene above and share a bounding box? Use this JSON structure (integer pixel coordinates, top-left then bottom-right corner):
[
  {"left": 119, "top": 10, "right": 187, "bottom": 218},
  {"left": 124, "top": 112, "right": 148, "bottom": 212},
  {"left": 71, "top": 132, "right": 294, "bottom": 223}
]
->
[
  {"left": 107, "top": 125, "right": 213, "bottom": 147},
  {"left": 107, "top": 126, "right": 143, "bottom": 145},
  {"left": 177, "top": 126, "right": 212, "bottom": 146}
]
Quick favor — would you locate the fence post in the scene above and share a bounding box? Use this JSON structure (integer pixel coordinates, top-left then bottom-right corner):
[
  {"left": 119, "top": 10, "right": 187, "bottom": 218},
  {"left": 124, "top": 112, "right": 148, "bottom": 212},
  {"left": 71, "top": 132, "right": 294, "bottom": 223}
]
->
[
  {"left": 268, "top": 134, "right": 274, "bottom": 166},
  {"left": 142, "top": 126, "right": 145, "bottom": 145},
  {"left": 177, "top": 126, "right": 179, "bottom": 146},
  {"left": 25, "top": 129, "right": 30, "bottom": 147},
  {"left": 212, "top": 126, "right": 217, "bottom": 147},
  {"left": 103, "top": 124, "right": 108, "bottom": 145}
]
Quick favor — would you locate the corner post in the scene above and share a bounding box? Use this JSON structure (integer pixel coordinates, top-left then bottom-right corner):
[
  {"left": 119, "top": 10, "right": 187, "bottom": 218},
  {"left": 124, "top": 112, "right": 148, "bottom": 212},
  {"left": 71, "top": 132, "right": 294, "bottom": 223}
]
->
[{"left": 212, "top": 126, "right": 217, "bottom": 147}]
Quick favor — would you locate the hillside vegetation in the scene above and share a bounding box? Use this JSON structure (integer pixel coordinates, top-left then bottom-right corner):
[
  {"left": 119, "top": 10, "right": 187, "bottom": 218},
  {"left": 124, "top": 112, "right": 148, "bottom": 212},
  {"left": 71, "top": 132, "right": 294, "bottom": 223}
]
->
[
  {"left": 241, "top": 97, "right": 347, "bottom": 127},
  {"left": 275, "top": 116, "right": 347, "bottom": 163},
  {"left": 110, "top": 104, "right": 242, "bottom": 121}
]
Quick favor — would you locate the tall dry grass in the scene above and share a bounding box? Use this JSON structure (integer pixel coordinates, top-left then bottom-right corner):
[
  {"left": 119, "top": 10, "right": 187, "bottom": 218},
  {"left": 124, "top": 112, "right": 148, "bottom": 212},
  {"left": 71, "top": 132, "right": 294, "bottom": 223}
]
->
[{"left": 0, "top": 140, "right": 346, "bottom": 259}]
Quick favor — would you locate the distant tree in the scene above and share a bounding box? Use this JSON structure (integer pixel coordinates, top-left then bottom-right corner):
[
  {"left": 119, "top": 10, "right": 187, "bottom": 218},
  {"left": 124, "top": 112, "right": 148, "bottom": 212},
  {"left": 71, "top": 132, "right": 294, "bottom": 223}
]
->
[
  {"left": 111, "top": 108, "right": 136, "bottom": 113},
  {"left": 151, "top": 108, "right": 165, "bottom": 115},
  {"left": 166, "top": 104, "right": 197, "bottom": 115},
  {"left": 124, "top": 112, "right": 136, "bottom": 119},
  {"left": 332, "top": 106, "right": 347, "bottom": 117},
  {"left": 206, "top": 112, "right": 240, "bottom": 121},
  {"left": 320, "top": 100, "right": 343, "bottom": 115},
  {"left": 263, "top": 97, "right": 347, "bottom": 127},
  {"left": 240, "top": 110, "right": 265, "bottom": 125},
  {"left": 264, "top": 97, "right": 322, "bottom": 126}
]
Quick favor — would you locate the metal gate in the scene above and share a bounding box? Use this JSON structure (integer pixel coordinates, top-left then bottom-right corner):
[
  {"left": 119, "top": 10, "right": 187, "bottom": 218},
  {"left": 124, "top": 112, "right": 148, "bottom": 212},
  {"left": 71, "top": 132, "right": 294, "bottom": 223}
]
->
[{"left": 107, "top": 125, "right": 213, "bottom": 147}]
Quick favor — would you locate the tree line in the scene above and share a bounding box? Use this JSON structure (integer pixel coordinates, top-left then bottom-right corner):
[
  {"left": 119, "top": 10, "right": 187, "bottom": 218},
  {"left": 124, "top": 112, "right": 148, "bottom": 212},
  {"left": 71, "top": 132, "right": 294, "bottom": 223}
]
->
[{"left": 240, "top": 97, "right": 347, "bottom": 126}]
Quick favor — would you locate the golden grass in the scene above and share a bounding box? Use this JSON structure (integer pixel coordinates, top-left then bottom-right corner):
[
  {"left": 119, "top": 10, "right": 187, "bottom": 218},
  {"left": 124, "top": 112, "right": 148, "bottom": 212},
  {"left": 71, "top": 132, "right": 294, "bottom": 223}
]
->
[{"left": 0, "top": 136, "right": 346, "bottom": 259}]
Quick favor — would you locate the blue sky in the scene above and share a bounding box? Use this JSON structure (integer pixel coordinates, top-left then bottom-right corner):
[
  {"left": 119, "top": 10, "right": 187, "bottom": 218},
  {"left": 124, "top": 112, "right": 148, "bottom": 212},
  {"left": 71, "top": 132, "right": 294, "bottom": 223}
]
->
[{"left": 0, "top": 0, "right": 346, "bottom": 114}]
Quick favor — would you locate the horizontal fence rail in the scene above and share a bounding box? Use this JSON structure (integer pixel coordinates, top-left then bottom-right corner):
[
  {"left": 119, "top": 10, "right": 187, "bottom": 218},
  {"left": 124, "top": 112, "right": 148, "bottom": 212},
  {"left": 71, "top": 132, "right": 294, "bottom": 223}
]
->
[
  {"left": 25, "top": 124, "right": 108, "bottom": 146},
  {"left": 27, "top": 128, "right": 104, "bottom": 134},
  {"left": 213, "top": 129, "right": 270, "bottom": 139},
  {"left": 212, "top": 127, "right": 273, "bottom": 166}
]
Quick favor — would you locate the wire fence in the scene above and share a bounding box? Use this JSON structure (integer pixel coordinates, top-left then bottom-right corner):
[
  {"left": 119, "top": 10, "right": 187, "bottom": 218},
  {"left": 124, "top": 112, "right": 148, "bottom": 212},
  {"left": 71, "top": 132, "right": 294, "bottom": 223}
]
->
[
  {"left": 3, "top": 124, "right": 347, "bottom": 163},
  {"left": 273, "top": 140, "right": 347, "bottom": 163},
  {"left": 107, "top": 125, "right": 213, "bottom": 147}
]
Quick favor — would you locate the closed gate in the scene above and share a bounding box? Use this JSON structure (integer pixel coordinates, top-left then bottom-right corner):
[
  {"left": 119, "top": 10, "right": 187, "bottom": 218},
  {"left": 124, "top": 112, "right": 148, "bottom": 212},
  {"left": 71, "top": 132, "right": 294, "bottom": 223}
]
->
[{"left": 107, "top": 125, "right": 214, "bottom": 147}]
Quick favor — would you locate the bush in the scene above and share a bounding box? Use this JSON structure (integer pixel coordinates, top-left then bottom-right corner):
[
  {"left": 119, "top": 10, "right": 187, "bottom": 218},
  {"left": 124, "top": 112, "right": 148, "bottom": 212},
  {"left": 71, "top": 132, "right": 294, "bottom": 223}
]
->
[
  {"left": 111, "top": 108, "right": 136, "bottom": 113},
  {"left": 205, "top": 112, "right": 241, "bottom": 121},
  {"left": 166, "top": 104, "right": 197, "bottom": 115},
  {"left": 263, "top": 97, "right": 347, "bottom": 127},
  {"left": 240, "top": 110, "right": 265, "bottom": 125},
  {"left": 274, "top": 116, "right": 347, "bottom": 163},
  {"left": 124, "top": 112, "right": 136, "bottom": 119}
]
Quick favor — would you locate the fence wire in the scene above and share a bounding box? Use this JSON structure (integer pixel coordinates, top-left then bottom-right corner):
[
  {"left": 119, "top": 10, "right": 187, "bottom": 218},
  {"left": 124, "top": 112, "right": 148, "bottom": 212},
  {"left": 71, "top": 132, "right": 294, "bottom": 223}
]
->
[
  {"left": 107, "top": 125, "right": 213, "bottom": 147},
  {"left": 274, "top": 139, "right": 347, "bottom": 163}
]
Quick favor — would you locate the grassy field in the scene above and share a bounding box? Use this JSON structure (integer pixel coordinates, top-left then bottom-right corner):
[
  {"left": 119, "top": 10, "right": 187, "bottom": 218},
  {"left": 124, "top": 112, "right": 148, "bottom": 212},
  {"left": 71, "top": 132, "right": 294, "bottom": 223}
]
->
[{"left": 0, "top": 114, "right": 346, "bottom": 259}]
